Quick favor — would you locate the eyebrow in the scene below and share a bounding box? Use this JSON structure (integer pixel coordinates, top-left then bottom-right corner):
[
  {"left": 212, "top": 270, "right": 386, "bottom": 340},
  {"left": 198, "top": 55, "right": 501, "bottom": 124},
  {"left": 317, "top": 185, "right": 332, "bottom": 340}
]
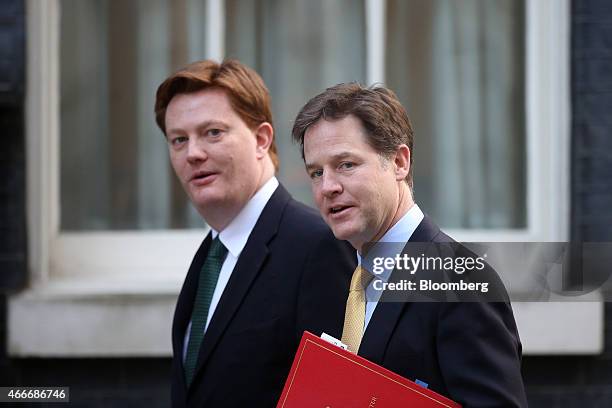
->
[
  {"left": 196, "top": 120, "right": 228, "bottom": 131},
  {"left": 305, "top": 152, "right": 354, "bottom": 171},
  {"left": 166, "top": 120, "right": 228, "bottom": 137}
]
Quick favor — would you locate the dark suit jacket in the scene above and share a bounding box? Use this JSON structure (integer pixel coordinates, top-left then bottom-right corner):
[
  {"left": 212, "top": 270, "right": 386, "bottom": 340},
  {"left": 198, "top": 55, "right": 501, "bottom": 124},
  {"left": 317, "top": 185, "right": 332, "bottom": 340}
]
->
[
  {"left": 359, "top": 216, "right": 528, "bottom": 407},
  {"left": 171, "top": 184, "right": 355, "bottom": 407}
]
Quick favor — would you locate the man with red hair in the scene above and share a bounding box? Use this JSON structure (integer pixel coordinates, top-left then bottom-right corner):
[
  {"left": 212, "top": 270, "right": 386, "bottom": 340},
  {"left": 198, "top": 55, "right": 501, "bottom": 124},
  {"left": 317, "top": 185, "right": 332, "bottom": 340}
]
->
[{"left": 155, "top": 60, "right": 354, "bottom": 407}]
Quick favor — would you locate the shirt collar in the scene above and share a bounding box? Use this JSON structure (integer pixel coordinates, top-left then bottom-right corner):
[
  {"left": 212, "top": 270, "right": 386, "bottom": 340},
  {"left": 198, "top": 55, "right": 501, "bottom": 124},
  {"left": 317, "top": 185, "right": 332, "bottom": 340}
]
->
[
  {"left": 211, "top": 176, "right": 279, "bottom": 258},
  {"left": 358, "top": 203, "right": 425, "bottom": 283}
]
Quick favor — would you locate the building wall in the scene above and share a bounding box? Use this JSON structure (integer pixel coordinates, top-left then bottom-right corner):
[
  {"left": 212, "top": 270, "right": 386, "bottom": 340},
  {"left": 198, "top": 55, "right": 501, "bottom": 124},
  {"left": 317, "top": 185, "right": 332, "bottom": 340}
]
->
[
  {"left": 0, "top": 1, "right": 172, "bottom": 406},
  {"left": 0, "top": 0, "right": 26, "bottom": 291},
  {"left": 2, "top": 0, "right": 612, "bottom": 406},
  {"left": 522, "top": 0, "right": 612, "bottom": 406}
]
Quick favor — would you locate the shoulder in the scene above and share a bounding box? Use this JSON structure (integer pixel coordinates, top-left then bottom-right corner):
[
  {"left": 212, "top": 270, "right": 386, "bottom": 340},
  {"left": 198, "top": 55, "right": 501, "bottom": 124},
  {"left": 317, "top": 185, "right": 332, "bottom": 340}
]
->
[
  {"left": 279, "top": 197, "right": 335, "bottom": 239},
  {"left": 275, "top": 197, "right": 355, "bottom": 263}
]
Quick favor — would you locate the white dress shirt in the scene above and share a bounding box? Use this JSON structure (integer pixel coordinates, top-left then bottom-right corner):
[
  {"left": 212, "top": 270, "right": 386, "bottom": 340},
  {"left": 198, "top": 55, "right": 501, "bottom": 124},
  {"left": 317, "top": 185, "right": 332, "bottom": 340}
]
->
[
  {"left": 358, "top": 203, "right": 425, "bottom": 331},
  {"left": 183, "top": 176, "right": 279, "bottom": 361}
]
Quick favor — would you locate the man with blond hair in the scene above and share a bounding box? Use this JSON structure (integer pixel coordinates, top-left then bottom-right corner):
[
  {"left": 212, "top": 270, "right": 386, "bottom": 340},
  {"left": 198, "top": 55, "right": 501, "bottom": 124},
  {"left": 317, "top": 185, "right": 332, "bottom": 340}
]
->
[{"left": 293, "top": 83, "right": 527, "bottom": 407}]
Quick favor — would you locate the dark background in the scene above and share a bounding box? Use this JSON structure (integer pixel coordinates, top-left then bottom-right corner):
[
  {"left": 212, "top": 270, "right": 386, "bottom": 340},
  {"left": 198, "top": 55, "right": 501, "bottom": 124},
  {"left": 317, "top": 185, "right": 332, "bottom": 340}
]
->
[{"left": 2, "top": 0, "right": 612, "bottom": 406}]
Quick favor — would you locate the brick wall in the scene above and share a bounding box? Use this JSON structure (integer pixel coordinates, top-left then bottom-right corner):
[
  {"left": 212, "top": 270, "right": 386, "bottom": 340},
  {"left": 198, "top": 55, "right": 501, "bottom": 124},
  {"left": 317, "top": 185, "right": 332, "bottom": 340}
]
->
[
  {"left": 0, "top": 0, "right": 27, "bottom": 396},
  {"left": 0, "top": 357, "right": 172, "bottom": 407},
  {"left": 0, "top": 0, "right": 26, "bottom": 291}
]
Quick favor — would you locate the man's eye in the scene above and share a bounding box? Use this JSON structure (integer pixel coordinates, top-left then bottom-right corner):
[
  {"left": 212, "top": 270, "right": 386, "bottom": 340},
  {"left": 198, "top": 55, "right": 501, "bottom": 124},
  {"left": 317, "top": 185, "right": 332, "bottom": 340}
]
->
[
  {"left": 310, "top": 169, "right": 323, "bottom": 179},
  {"left": 171, "top": 136, "right": 187, "bottom": 146},
  {"left": 207, "top": 128, "right": 223, "bottom": 137},
  {"left": 339, "top": 162, "right": 354, "bottom": 170}
]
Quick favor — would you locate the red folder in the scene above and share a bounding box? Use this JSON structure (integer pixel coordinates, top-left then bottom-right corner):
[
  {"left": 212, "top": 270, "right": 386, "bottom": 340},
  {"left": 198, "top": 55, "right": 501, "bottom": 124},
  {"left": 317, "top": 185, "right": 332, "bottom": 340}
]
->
[{"left": 277, "top": 331, "right": 461, "bottom": 407}]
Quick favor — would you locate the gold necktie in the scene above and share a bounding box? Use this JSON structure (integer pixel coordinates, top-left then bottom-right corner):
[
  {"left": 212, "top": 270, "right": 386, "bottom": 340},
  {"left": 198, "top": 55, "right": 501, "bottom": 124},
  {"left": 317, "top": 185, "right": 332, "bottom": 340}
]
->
[{"left": 341, "top": 265, "right": 372, "bottom": 353}]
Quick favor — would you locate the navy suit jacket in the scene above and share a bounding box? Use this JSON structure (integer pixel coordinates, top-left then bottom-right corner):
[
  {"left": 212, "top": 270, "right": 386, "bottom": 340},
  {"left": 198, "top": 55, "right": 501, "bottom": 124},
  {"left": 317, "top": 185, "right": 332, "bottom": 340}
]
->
[
  {"left": 358, "top": 216, "right": 528, "bottom": 407},
  {"left": 170, "top": 184, "right": 355, "bottom": 407}
]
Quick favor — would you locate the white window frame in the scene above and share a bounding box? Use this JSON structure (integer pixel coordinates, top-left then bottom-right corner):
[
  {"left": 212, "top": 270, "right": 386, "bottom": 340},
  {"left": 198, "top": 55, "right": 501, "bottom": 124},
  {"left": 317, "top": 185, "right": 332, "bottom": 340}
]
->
[
  {"left": 10, "top": 0, "right": 601, "bottom": 357},
  {"left": 366, "top": 0, "right": 570, "bottom": 243}
]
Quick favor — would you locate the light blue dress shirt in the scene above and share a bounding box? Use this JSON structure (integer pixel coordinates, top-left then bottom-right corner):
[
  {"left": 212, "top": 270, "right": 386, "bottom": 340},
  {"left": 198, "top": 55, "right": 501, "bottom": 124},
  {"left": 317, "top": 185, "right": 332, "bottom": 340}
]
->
[{"left": 358, "top": 203, "right": 424, "bottom": 331}]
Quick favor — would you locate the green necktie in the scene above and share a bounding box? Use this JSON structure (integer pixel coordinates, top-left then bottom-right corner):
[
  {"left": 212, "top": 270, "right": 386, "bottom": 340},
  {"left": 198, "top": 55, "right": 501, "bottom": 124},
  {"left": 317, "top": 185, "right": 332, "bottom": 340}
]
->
[{"left": 184, "top": 236, "right": 228, "bottom": 386}]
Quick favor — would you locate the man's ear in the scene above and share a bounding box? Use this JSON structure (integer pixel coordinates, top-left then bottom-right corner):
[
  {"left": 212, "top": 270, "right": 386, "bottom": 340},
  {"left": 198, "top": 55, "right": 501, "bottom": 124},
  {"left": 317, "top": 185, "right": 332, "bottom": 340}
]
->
[
  {"left": 254, "top": 122, "right": 274, "bottom": 159},
  {"left": 393, "top": 144, "right": 410, "bottom": 181}
]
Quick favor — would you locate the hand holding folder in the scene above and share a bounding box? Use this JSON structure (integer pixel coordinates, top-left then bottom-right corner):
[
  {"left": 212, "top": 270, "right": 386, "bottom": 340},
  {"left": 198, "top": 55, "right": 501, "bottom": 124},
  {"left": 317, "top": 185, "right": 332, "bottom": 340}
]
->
[{"left": 278, "top": 331, "right": 461, "bottom": 407}]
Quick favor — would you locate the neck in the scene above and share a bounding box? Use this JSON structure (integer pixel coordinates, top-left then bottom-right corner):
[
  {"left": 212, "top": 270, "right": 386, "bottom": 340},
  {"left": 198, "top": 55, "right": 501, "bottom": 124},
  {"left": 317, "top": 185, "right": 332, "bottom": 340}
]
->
[{"left": 356, "top": 183, "right": 414, "bottom": 254}]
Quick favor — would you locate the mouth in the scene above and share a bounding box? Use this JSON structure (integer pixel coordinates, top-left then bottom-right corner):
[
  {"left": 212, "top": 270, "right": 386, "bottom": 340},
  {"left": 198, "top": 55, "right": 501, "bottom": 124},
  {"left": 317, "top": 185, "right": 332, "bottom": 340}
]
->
[
  {"left": 190, "top": 171, "right": 218, "bottom": 185},
  {"left": 328, "top": 205, "right": 354, "bottom": 217}
]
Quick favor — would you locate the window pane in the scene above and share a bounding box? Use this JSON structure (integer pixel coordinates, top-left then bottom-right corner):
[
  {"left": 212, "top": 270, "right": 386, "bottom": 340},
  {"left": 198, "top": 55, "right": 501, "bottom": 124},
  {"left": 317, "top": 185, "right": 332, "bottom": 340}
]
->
[
  {"left": 60, "top": 0, "right": 524, "bottom": 231},
  {"left": 225, "top": 0, "right": 366, "bottom": 205},
  {"left": 60, "top": 0, "right": 207, "bottom": 230},
  {"left": 386, "top": 0, "right": 526, "bottom": 229}
]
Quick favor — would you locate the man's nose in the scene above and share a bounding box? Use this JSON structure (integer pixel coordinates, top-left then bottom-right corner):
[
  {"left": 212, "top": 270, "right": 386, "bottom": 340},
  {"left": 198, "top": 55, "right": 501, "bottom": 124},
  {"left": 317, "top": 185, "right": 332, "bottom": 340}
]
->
[
  {"left": 320, "top": 172, "right": 342, "bottom": 197},
  {"left": 186, "top": 138, "right": 207, "bottom": 163}
]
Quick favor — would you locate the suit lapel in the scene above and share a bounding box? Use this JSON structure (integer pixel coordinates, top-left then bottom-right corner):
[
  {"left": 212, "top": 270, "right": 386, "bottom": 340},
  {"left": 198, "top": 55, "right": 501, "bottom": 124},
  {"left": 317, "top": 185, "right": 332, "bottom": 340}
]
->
[
  {"left": 359, "top": 301, "right": 406, "bottom": 363},
  {"left": 358, "top": 215, "right": 441, "bottom": 363},
  {"left": 172, "top": 233, "right": 213, "bottom": 392},
  {"left": 407, "top": 215, "right": 441, "bottom": 244},
  {"left": 190, "top": 185, "right": 291, "bottom": 387}
]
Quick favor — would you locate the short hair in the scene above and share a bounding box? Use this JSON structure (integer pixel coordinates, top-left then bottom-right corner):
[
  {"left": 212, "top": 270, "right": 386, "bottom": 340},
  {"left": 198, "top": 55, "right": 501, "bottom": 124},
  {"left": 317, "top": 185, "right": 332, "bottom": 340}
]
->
[
  {"left": 155, "top": 59, "right": 279, "bottom": 170},
  {"left": 292, "top": 82, "right": 414, "bottom": 190}
]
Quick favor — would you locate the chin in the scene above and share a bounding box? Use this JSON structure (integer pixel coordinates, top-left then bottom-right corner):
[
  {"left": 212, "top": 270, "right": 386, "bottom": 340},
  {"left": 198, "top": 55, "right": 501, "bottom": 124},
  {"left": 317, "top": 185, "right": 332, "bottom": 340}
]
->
[
  {"left": 190, "top": 192, "right": 226, "bottom": 209},
  {"left": 330, "top": 224, "right": 358, "bottom": 242}
]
